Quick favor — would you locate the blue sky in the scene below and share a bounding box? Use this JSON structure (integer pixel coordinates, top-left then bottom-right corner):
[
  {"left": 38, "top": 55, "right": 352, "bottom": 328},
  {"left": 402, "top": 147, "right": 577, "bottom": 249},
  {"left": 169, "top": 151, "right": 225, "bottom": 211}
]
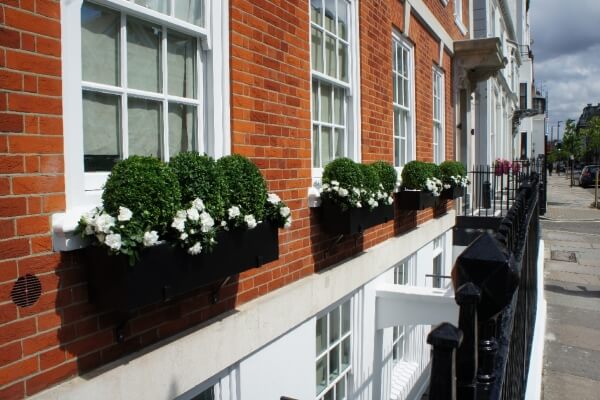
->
[{"left": 530, "top": 0, "right": 600, "bottom": 138}]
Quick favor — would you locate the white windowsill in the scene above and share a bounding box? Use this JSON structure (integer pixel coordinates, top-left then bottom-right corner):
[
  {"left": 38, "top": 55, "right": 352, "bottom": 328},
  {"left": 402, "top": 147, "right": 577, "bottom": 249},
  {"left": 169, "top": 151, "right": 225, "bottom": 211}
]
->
[
  {"left": 455, "top": 17, "right": 468, "bottom": 36},
  {"left": 52, "top": 204, "right": 98, "bottom": 252}
]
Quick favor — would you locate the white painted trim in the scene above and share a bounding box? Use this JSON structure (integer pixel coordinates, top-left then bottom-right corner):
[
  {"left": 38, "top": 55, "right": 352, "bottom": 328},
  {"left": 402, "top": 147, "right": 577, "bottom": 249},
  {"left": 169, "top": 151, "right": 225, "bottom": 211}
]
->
[
  {"left": 33, "top": 212, "right": 456, "bottom": 400},
  {"left": 407, "top": 0, "right": 455, "bottom": 54},
  {"left": 375, "top": 284, "right": 457, "bottom": 328},
  {"left": 403, "top": 2, "right": 412, "bottom": 36},
  {"left": 524, "top": 239, "right": 546, "bottom": 400}
]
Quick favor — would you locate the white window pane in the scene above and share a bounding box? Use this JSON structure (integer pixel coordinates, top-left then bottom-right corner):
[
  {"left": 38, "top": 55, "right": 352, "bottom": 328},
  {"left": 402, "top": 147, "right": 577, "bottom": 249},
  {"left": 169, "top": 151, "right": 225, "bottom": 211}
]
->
[
  {"left": 313, "top": 125, "right": 321, "bottom": 168},
  {"left": 433, "top": 254, "right": 442, "bottom": 288},
  {"left": 167, "top": 31, "right": 196, "bottom": 98},
  {"left": 402, "top": 49, "right": 408, "bottom": 75},
  {"left": 334, "top": 128, "right": 344, "bottom": 159},
  {"left": 320, "top": 83, "right": 332, "bottom": 123},
  {"left": 336, "top": 378, "right": 346, "bottom": 400},
  {"left": 168, "top": 103, "right": 196, "bottom": 158},
  {"left": 316, "top": 315, "right": 327, "bottom": 354},
  {"left": 174, "top": 0, "right": 204, "bottom": 27},
  {"left": 341, "top": 302, "right": 350, "bottom": 334},
  {"left": 394, "top": 137, "right": 400, "bottom": 167},
  {"left": 325, "top": 35, "right": 337, "bottom": 78},
  {"left": 81, "top": 3, "right": 119, "bottom": 86},
  {"left": 341, "top": 337, "right": 350, "bottom": 368},
  {"left": 329, "top": 344, "right": 340, "bottom": 379},
  {"left": 133, "top": 0, "right": 167, "bottom": 13},
  {"left": 313, "top": 83, "right": 319, "bottom": 118},
  {"left": 311, "top": 28, "right": 324, "bottom": 73},
  {"left": 311, "top": 0, "right": 323, "bottom": 25},
  {"left": 329, "top": 308, "right": 340, "bottom": 344},
  {"left": 128, "top": 97, "right": 162, "bottom": 158},
  {"left": 321, "top": 127, "right": 332, "bottom": 165},
  {"left": 400, "top": 137, "right": 406, "bottom": 167},
  {"left": 337, "top": 0, "right": 348, "bottom": 40},
  {"left": 83, "top": 91, "right": 120, "bottom": 172},
  {"left": 338, "top": 43, "right": 348, "bottom": 82},
  {"left": 393, "top": 74, "right": 398, "bottom": 104},
  {"left": 334, "top": 88, "right": 344, "bottom": 125},
  {"left": 403, "top": 78, "right": 409, "bottom": 108},
  {"left": 396, "top": 46, "right": 402, "bottom": 75},
  {"left": 324, "top": 0, "right": 336, "bottom": 33},
  {"left": 316, "top": 355, "right": 327, "bottom": 394},
  {"left": 127, "top": 18, "right": 161, "bottom": 92}
]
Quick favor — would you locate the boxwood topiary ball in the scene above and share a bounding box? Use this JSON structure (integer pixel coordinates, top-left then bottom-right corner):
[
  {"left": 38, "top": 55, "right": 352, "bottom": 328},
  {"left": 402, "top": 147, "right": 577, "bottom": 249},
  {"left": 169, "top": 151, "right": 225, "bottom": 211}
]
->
[
  {"left": 401, "top": 160, "right": 430, "bottom": 190},
  {"left": 322, "top": 158, "right": 363, "bottom": 189},
  {"left": 217, "top": 154, "right": 268, "bottom": 220},
  {"left": 358, "top": 163, "right": 381, "bottom": 194},
  {"left": 102, "top": 156, "right": 181, "bottom": 230},
  {"left": 169, "top": 152, "right": 226, "bottom": 220},
  {"left": 440, "top": 160, "right": 466, "bottom": 184},
  {"left": 370, "top": 161, "right": 397, "bottom": 193}
]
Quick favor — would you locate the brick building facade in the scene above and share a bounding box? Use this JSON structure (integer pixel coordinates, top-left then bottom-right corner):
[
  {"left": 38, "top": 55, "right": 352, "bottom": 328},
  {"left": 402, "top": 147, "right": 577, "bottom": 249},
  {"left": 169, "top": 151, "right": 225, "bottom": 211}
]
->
[{"left": 0, "top": 1, "right": 471, "bottom": 398}]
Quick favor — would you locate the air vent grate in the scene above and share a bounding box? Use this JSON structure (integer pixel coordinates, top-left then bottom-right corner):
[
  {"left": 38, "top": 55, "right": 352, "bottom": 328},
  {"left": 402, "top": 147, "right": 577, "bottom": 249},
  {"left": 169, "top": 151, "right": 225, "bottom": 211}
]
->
[{"left": 11, "top": 274, "right": 42, "bottom": 308}]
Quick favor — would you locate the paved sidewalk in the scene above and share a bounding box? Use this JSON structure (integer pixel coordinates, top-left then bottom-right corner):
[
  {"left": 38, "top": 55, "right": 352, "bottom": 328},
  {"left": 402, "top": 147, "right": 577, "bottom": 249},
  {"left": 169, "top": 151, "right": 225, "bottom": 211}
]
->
[{"left": 541, "top": 175, "right": 600, "bottom": 400}]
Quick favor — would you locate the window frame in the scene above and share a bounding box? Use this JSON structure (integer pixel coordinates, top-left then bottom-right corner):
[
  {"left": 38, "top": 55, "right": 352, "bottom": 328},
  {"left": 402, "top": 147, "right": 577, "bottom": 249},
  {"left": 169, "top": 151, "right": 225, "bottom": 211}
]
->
[
  {"left": 432, "top": 67, "right": 445, "bottom": 164},
  {"left": 61, "top": 0, "right": 230, "bottom": 212},
  {"left": 432, "top": 236, "right": 444, "bottom": 288},
  {"left": 392, "top": 256, "right": 415, "bottom": 362},
  {"left": 392, "top": 32, "right": 415, "bottom": 169},
  {"left": 315, "top": 299, "right": 352, "bottom": 400},
  {"left": 309, "top": 0, "right": 361, "bottom": 179}
]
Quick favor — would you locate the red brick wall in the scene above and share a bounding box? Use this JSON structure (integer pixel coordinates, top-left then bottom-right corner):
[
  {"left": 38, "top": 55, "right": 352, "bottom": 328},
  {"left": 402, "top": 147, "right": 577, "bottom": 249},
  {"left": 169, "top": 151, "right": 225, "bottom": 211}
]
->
[{"left": 0, "top": 0, "right": 463, "bottom": 397}]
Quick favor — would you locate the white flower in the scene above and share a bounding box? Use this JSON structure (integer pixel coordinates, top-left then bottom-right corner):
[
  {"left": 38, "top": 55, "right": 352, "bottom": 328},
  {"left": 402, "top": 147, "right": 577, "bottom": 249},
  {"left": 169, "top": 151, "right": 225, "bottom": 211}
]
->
[
  {"left": 176, "top": 210, "right": 187, "bottom": 219},
  {"left": 117, "top": 206, "right": 132, "bottom": 222},
  {"left": 386, "top": 196, "right": 394, "bottom": 205},
  {"left": 221, "top": 221, "right": 227, "bottom": 227},
  {"left": 187, "top": 207, "right": 200, "bottom": 221},
  {"left": 192, "top": 198, "right": 205, "bottom": 211},
  {"left": 338, "top": 188, "right": 349, "bottom": 197},
  {"left": 180, "top": 232, "right": 188, "bottom": 240},
  {"left": 143, "top": 231, "right": 159, "bottom": 247},
  {"left": 331, "top": 180, "right": 339, "bottom": 187},
  {"left": 244, "top": 214, "right": 257, "bottom": 229},
  {"left": 284, "top": 219, "right": 292, "bottom": 229},
  {"left": 200, "top": 212, "right": 215, "bottom": 232},
  {"left": 84, "top": 225, "right": 94, "bottom": 235},
  {"left": 228, "top": 206, "right": 241, "bottom": 219},
  {"left": 443, "top": 184, "right": 451, "bottom": 190},
  {"left": 321, "top": 183, "right": 330, "bottom": 190},
  {"left": 82, "top": 209, "right": 97, "bottom": 226},
  {"left": 171, "top": 217, "right": 186, "bottom": 232},
  {"left": 352, "top": 187, "right": 361, "bottom": 196},
  {"left": 355, "top": 202, "right": 362, "bottom": 208},
  {"left": 280, "top": 206, "right": 291, "bottom": 218},
  {"left": 267, "top": 193, "right": 281, "bottom": 205},
  {"left": 105, "top": 233, "right": 122, "bottom": 250},
  {"left": 368, "top": 198, "right": 378, "bottom": 208},
  {"left": 95, "top": 213, "right": 116, "bottom": 234},
  {"left": 188, "top": 242, "right": 202, "bottom": 255},
  {"left": 96, "top": 233, "right": 105, "bottom": 243}
]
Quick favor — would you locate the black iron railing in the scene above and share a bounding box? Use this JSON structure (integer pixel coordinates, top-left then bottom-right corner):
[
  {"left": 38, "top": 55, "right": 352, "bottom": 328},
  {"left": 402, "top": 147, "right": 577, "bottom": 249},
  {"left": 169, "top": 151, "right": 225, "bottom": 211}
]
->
[
  {"left": 460, "top": 158, "right": 546, "bottom": 218},
  {"left": 428, "top": 172, "right": 542, "bottom": 400}
]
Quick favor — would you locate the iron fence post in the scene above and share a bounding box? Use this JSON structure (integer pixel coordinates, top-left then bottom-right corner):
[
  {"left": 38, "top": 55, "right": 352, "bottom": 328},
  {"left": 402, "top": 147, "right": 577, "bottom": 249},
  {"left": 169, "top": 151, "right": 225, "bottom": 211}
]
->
[
  {"left": 456, "top": 283, "right": 481, "bottom": 400},
  {"left": 427, "top": 322, "right": 464, "bottom": 400}
]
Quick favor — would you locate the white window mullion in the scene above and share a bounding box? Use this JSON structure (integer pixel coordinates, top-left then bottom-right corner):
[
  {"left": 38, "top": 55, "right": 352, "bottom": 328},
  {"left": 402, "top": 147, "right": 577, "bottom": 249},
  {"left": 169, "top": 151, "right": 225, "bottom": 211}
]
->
[
  {"left": 120, "top": 12, "right": 129, "bottom": 159},
  {"left": 197, "top": 37, "right": 205, "bottom": 154},
  {"left": 161, "top": 26, "right": 170, "bottom": 160}
]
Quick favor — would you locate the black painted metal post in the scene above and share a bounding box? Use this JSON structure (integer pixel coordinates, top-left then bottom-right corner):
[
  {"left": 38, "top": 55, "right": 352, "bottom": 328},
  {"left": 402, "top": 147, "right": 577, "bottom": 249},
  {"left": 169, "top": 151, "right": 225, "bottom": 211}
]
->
[
  {"left": 455, "top": 283, "right": 481, "bottom": 400},
  {"left": 476, "top": 316, "right": 499, "bottom": 398},
  {"left": 427, "top": 323, "right": 464, "bottom": 400}
]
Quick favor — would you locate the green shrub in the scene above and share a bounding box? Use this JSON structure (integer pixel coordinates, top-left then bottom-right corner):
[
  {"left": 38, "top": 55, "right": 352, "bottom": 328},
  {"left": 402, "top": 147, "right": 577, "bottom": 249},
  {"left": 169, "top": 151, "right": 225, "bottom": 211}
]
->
[
  {"left": 102, "top": 156, "right": 181, "bottom": 231},
  {"left": 439, "top": 160, "right": 466, "bottom": 184},
  {"left": 321, "top": 158, "right": 364, "bottom": 210},
  {"left": 169, "top": 152, "right": 226, "bottom": 220},
  {"left": 370, "top": 161, "right": 398, "bottom": 193},
  {"left": 401, "top": 161, "right": 431, "bottom": 190},
  {"left": 217, "top": 154, "right": 267, "bottom": 221},
  {"left": 358, "top": 163, "right": 381, "bottom": 195},
  {"left": 322, "top": 158, "right": 363, "bottom": 188}
]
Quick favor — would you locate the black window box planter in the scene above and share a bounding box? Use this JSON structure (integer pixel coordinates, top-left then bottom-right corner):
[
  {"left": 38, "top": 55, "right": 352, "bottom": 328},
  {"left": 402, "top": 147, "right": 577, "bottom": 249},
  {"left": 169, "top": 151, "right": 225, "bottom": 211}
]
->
[
  {"left": 441, "top": 185, "right": 465, "bottom": 200},
  {"left": 395, "top": 189, "right": 439, "bottom": 210},
  {"left": 85, "top": 221, "right": 279, "bottom": 313},
  {"left": 320, "top": 198, "right": 395, "bottom": 235}
]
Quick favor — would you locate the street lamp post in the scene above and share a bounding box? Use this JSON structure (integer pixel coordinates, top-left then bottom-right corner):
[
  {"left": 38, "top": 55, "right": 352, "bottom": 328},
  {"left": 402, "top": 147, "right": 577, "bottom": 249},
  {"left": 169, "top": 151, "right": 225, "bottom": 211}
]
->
[{"left": 570, "top": 154, "right": 574, "bottom": 187}]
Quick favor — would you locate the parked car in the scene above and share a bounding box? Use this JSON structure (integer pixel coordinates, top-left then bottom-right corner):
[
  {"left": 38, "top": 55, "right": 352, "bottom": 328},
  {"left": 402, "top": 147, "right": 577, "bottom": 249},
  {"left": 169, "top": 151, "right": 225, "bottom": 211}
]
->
[{"left": 579, "top": 165, "right": 600, "bottom": 187}]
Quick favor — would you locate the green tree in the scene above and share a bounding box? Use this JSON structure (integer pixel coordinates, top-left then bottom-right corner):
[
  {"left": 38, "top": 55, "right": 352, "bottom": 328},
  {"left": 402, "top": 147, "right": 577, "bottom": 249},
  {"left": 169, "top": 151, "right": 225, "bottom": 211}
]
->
[
  {"left": 561, "top": 119, "right": 583, "bottom": 160},
  {"left": 582, "top": 116, "right": 600, "bottom": 163}
]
